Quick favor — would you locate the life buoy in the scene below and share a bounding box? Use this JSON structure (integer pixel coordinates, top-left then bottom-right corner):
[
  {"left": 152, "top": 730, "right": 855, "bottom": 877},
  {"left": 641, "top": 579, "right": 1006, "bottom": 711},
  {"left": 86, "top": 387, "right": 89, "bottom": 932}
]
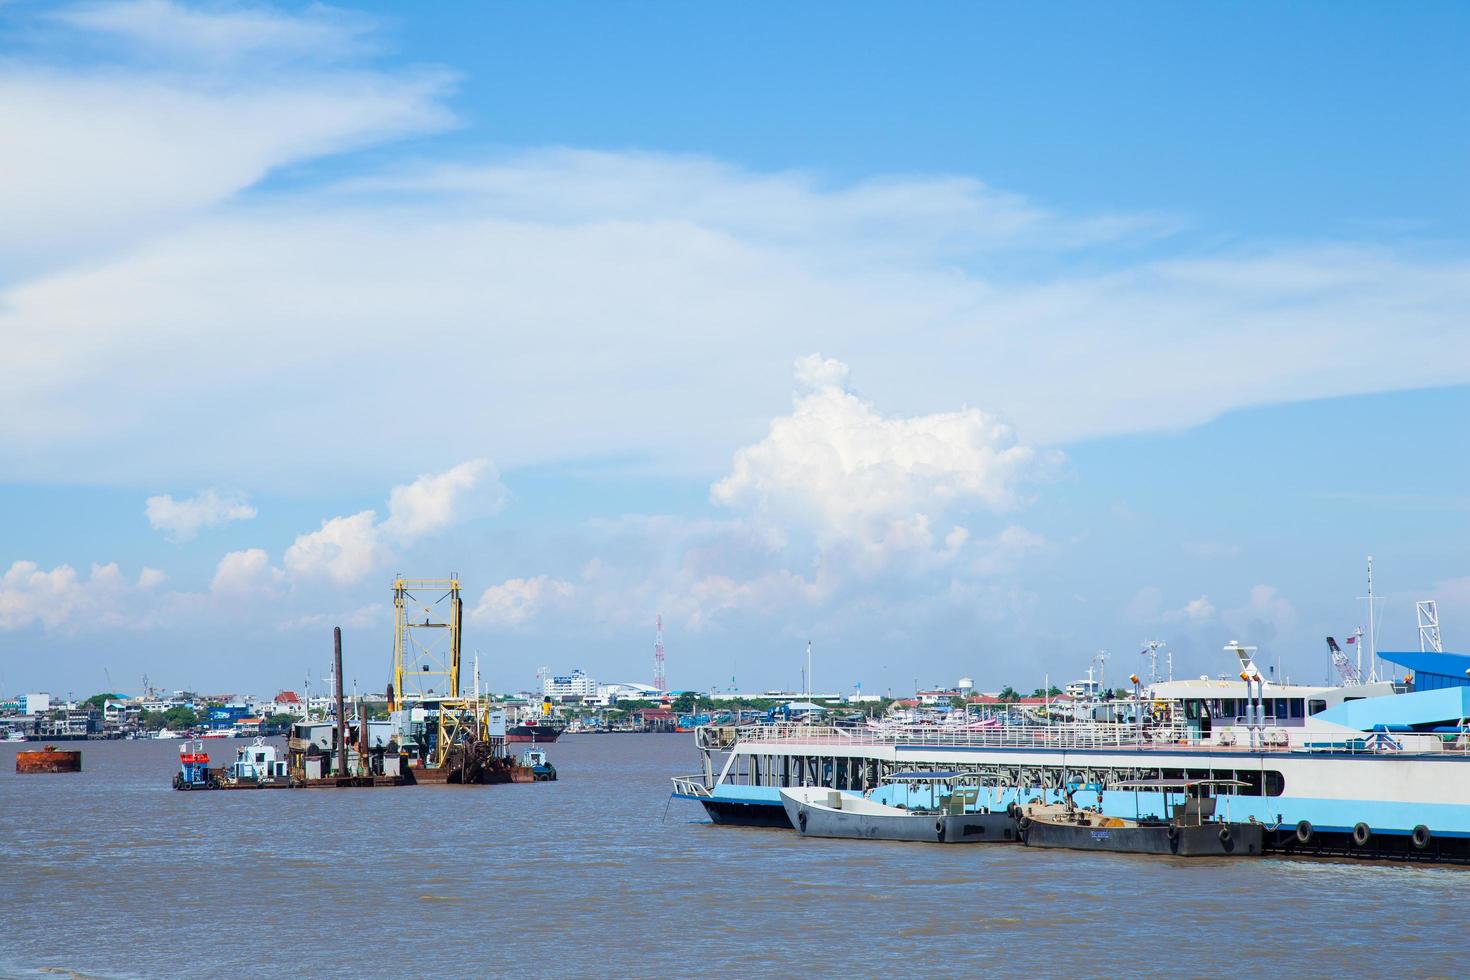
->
[
  {"left": 1352, "top": 822, "right": 1372, "bottom": 846},
  {"left": 1413, "top": 824, "right": 1431, "bottom": 849},
  {"left": 1295, "top": 820, "right": 1313, "bottom": 844}
]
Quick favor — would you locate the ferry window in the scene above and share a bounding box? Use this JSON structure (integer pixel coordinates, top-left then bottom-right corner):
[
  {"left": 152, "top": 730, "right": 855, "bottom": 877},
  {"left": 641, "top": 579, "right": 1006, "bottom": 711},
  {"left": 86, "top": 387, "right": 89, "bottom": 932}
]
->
[
  {"left": 1273, "top": 698, "right": 1288, "bottom": 717},
  {"left": 1308, "top": 699, "right": 1326, "bottom": 715},
  {"left": 1289, "top": 700, "right": 1303, "bottom": 719},
  {"left": 1263, "top": 771, "right": 1285, "bottom": 797},
  {"left": 1221, "top": 699, "right": 1235, "bottom": 716}
]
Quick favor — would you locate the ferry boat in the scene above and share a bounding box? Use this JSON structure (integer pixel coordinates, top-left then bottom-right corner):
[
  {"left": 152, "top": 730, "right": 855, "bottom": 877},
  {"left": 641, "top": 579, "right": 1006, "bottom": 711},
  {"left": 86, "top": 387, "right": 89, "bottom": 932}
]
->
[{"left": 672, "top": 641, "right": 1470, "bottom": 863}]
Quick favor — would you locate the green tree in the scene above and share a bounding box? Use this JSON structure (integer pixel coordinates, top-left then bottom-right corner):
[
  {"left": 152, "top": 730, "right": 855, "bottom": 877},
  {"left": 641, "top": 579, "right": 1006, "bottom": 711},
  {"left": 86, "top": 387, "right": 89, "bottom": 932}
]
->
[
  {"left": 266, "top": 713, "right": 295, "bottom": 729},
  {"left": 998, "top": 686, "right": 1020, "bottom": 703},
  {"left": 82, "top": 693, "right": 124, "bottom": 709}
]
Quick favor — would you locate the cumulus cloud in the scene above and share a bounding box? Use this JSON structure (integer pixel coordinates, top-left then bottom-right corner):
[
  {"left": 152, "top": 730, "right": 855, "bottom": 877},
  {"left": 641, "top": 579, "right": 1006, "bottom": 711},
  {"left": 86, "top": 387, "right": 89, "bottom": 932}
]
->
[
  {"left": 145, "top": 488, "right": 256, "bottom": 541},
  {"left": 0, "top": 559, "right": 152, "bottom": 631},
  {"left": 211, "top": 547, "right": 282, "bottom": 597},
  {"left": 1180, "top": 596, "right": 1216, "bottom": 622},
  {"left": 284, "top": 459, "right": 504, "bottom": 585},
  {"left": 470, "top": 575, "right": 574, "bottom": 627},
  {"left": 381, "top": 458, "right": 505, "bottom": 543},
  {"left": 713, "top": 354, "right": 1050, "bottom": 561},
  {"left": 282, "top": 511, "right": 387, "bottom": 586}
]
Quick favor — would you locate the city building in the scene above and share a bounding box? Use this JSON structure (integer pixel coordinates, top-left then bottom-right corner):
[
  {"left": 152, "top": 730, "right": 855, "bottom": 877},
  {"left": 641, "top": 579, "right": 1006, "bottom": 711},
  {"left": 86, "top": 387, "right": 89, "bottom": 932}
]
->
[{"left": 543, "top": 669, "right": 598, "bottom": 701}]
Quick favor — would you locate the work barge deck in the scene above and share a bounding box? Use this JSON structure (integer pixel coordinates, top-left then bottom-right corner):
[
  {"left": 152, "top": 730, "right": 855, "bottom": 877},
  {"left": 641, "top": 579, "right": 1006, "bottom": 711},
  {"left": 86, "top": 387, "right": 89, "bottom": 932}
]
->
[{"left": 175, "top": 577, "right": 555, "bottom": 791}]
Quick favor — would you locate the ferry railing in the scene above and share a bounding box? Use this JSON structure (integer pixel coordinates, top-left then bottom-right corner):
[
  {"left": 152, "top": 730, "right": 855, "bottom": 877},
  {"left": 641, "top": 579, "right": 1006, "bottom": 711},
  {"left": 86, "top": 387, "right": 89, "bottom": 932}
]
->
[
  {"left": 670, "top": 774, "right": 713, "bottom": 797},
  {"left": 715, "top": 723, "right": 1470, "bottom": 756}
]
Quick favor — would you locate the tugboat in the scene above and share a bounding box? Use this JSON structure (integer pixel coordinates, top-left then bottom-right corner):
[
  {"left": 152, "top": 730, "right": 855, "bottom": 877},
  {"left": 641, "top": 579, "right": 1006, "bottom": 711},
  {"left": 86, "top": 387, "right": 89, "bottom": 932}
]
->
[
  {"left": 173, "top": 740, "right": 218, "bottom": 790},
  {"left": 1018, "top": 778, "right": 1263, "bottom": 857},
  {"left": 511, "top": 748, "right": 558, "bottom": 782}
]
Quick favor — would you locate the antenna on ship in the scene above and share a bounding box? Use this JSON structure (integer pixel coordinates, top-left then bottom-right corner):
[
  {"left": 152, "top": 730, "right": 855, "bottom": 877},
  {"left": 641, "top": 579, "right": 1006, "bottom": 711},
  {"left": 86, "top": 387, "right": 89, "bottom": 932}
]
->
[
  {"left": 1140, "top": 641, "right": 1166, "bottom": 686},
  {"left": 653, "top": 615, "right": 666, "bottom": 694},
  {"left": 1358, "top": 556, "right": 1380, "bottom": 683},
  {"left": 1417, "top": 600, "right": 1443, "bottom": 653}
]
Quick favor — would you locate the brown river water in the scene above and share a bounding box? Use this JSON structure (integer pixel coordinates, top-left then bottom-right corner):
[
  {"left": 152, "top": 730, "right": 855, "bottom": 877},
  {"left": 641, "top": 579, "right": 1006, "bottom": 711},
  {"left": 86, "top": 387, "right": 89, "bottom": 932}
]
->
[{"left": 1, "top": 736, "right": 1464, "bottom": 978}]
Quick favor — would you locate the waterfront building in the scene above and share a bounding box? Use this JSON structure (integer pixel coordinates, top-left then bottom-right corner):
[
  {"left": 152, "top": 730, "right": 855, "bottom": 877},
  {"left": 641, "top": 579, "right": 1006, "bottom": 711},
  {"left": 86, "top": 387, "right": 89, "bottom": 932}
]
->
[{"left": 544, "top": 669, "right": 598, "bottom": 701}]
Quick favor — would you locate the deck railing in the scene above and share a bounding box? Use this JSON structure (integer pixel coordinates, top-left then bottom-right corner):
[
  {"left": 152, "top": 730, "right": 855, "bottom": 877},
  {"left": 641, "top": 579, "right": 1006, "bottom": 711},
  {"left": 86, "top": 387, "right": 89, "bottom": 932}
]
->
[{"left": 709, "top": 722, "right": 1460, "bottom": 756}]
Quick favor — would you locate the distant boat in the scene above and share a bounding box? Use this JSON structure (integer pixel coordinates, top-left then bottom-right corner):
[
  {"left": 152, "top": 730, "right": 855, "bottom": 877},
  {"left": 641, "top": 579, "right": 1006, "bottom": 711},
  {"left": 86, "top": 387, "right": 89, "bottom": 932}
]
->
[
  {"left": 3, "top": 730, "right": 27, "bottom": 743},
  {"left": 506, "top": 723, "right": 562, "bottom": 743},
  {"left": 152, "top": 727, "right": 183, "bottom": 740},
  {"left": 199, "top": 730, "right": 232, "bottom": 739}
]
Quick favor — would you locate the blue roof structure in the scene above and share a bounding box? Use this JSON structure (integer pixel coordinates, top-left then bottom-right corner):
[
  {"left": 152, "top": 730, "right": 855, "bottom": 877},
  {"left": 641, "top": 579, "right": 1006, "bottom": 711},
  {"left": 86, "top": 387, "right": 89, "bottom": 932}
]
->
[
  {"left": 1379, "top": 651, "right": 1470, "bottom": 692},
  {"left": 1380, "top": 650, "right": 1470, "bottom": 677}
]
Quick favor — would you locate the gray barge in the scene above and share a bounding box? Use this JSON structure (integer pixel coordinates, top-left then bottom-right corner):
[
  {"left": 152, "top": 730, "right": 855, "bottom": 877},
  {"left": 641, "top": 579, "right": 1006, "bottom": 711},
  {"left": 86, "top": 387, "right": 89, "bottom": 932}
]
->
[
  {"left": 1019, "top": 778, "right": 1263, "bottom": 857},
  {"left": 780, "top": 772, "right": 1017, "bottom": 844}
]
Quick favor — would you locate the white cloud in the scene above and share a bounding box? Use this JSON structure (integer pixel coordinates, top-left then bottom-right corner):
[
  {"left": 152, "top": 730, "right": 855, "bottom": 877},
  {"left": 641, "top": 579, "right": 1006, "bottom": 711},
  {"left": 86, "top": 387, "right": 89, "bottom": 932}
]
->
[
  {"left": 0, "top": 559, "right": 150, "bottom": 631},
  {"left": 211, "top": 547, "right": 281, "bottom": 597},
  {"left": 713, "top": 355, "right": 1049, "bottom": 561},
  {"left": 282, "top": 511, "right": 385, "bottom": 586},
  {"left": 136, "top": 567, "right": 167, "bottom": 590},
  {"left": 470, "top": 575, "right": 574, "bottom": 628},
  {"left": 283, "top": 460, "right": 503, "bottom": 585},
  {"left": 54, "top": 0, "right": 379, "bottom": 64},
  {"left": 381, "top": 458, "right": 505, "bottom": 543},
  {"left": 145, "top": 488, "right": 256, "bottom": 540},
  {"left": 1180, "top": 596, "right": 1216, "bottom": 623},
  {"left": 0, "top": 2, "right": 452, "bottom": 282}
]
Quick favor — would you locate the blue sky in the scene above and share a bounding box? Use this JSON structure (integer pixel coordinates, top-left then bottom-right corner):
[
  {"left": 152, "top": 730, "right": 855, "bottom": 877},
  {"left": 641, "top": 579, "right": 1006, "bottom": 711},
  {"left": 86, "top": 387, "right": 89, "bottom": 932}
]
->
[{"left": 1, "top": 1, "right": 1467, "bottom": 698}]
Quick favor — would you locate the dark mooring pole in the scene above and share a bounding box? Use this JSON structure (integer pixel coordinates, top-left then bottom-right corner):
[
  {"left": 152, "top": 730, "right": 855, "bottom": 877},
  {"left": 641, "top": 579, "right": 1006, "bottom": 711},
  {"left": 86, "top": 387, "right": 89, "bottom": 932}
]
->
[{"left": 334, "top": 626, "right": 347, "bottom": 778}]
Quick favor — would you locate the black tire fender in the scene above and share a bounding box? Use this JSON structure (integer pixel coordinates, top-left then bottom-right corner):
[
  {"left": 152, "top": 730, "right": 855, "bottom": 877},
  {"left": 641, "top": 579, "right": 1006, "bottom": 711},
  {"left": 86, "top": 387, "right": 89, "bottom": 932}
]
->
[
  {"left": 1295, "top": 820, "right": 1313, "bottom": 844},
  {"left": 1353, "top": 822, "right": 1372, "bottom": 846},
  {"left": 1017, "top": 815, "right": 1032, "bottom": 832},
  {"left": 1413, "top": 824, "right": 1431, "bottom": 849},
  {"left": 797, "top": 809, "right": 807, "bottom": 832},
  {"left": 1218, "top": 826, "right": 1232, "bottom": 845},
  {"left": 1166, "top": 824, "right": 1180, "bottom": 842}
]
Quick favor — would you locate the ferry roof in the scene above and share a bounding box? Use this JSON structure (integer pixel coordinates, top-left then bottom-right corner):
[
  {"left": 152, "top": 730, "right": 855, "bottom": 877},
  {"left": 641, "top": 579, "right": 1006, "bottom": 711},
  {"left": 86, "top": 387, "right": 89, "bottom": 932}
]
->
[
  {"left": 1148, "top": 678, "right": 1335, "bottom": 697},
  {"left": 1379, "top": 650, "right": 1470, "bottom": 678},
  {"left": 1113, "top": 778, "right": 1249, "bottom": 790}
]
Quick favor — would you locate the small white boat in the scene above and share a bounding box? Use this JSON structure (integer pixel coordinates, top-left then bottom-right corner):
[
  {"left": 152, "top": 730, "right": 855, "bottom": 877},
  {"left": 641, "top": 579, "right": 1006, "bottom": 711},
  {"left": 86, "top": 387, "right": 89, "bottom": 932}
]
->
[
  {"left": 199, "top": 730, "right": 232, "bottom": 739},
  {"left": 3, "top": 730, "right": 27, "bottom": 742},
  {"left": 153, "top": 727, "right": 183, "bottom": 740}
]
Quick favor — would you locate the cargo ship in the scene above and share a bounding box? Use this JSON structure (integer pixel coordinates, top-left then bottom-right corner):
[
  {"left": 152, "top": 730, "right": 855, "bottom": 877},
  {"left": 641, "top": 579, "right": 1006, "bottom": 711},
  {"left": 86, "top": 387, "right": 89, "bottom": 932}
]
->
[{"left": 506, "top": 723, "right": 562, "bottom": 743}]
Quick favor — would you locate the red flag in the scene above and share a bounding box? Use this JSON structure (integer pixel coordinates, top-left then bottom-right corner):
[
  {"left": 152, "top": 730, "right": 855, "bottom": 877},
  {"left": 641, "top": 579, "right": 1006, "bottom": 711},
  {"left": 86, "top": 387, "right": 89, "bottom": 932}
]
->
[{"left": 1345, "top": 636, "right": 1356, "bottom": 644}]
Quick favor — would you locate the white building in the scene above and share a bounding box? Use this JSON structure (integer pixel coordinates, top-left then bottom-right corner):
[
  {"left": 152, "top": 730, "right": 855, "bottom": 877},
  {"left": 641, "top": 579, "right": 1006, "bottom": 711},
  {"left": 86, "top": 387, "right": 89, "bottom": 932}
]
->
[
  {"left": 22, "top": 693, "right": 51, "bottom": 715},
  {"left": 544, "top": 669, "right": 598, "bottom": 701}
]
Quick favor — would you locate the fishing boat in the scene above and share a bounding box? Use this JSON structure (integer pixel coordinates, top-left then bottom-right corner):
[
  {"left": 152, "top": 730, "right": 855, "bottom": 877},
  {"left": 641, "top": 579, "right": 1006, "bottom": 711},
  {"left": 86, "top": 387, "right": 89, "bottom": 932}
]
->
[
  {"left": 1018, "top": 778, "right": 1263, "bottom": 857},
  {"left": 781, "top": 771, "right": 1017, "bottom": 844}
]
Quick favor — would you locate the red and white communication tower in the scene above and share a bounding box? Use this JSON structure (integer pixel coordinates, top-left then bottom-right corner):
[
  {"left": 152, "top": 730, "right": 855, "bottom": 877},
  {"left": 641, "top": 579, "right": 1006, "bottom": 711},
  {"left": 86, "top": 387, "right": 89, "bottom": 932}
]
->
[{"left": 653, "top": 614, "right": 667, "bottom": 693}]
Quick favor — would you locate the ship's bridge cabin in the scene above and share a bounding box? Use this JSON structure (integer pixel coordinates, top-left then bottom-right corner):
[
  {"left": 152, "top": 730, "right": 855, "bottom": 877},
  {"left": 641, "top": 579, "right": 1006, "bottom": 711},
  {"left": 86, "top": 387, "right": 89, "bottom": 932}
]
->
[{"left": 1146, "top": 678, "right": 1397, "bottom": 737}]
